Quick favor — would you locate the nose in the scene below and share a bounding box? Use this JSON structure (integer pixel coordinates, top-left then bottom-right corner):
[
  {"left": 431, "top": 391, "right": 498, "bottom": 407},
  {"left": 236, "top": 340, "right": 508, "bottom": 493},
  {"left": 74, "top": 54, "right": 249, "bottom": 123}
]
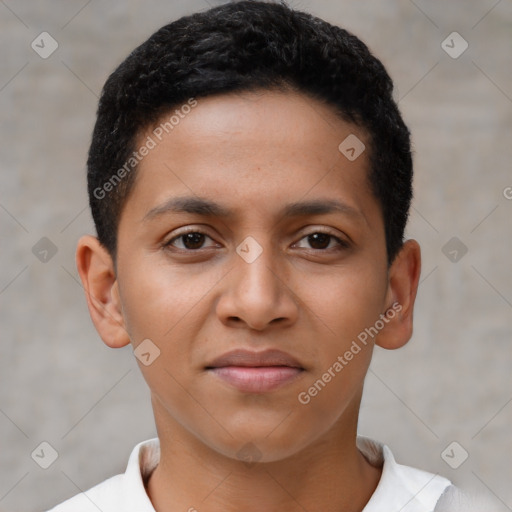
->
[{"left": 215, "top": 237, "right": 299, "bottom": 331}]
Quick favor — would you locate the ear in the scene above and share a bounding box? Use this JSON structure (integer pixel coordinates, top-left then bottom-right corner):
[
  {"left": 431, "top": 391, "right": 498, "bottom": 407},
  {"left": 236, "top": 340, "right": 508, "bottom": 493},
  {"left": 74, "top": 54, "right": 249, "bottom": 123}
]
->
[
  {"left": 75, "top": 235, "right": 131, "bottom": 349},
  {"left": 376, "top": 239, "right": 421, "bottom": 350}
]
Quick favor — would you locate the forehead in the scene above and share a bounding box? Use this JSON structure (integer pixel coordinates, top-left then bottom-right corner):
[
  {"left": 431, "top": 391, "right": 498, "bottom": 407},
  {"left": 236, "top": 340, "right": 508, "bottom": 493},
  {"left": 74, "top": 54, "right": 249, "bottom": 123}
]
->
[{"left": 123, "top": 90, "right": 380, "bottom": 228}]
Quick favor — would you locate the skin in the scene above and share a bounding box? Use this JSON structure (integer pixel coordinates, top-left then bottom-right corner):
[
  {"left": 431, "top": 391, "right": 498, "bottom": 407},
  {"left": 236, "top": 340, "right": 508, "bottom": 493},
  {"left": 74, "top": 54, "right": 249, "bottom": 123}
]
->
[{"left": 76, "top": 89, "right": 421, "bottom": 512}]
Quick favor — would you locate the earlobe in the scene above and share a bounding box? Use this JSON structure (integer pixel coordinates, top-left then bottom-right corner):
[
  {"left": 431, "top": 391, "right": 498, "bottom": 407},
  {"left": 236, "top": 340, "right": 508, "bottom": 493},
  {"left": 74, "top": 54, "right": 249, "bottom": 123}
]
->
[
  {"left": 75, "top": 235, "right": 131, "bottom": 349},
  {"left": 375, "top": 239, "right": 421, "bottom": 350}
]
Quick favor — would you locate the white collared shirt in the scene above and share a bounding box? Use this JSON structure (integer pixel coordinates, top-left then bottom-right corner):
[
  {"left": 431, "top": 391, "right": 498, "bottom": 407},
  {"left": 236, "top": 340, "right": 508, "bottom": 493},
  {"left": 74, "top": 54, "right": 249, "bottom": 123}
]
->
[{"left": 46, "top": 436, "right": 453, "bottom": 512}]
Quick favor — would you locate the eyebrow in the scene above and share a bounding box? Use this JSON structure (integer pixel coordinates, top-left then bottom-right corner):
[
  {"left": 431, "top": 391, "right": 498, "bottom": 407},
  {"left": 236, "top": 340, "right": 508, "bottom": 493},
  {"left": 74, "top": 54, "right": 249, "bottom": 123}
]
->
[{"left": 142, "top": 196, "right": 365, "bottom": 223}]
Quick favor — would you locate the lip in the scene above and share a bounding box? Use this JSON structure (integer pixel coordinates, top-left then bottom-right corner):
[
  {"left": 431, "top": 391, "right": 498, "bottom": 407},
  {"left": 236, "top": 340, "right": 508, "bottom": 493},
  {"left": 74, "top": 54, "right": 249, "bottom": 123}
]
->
[
  {"left": 205, "top": 349, "right": 305, "bottom": 393},
  {"left": 206, "top": 348, "right": 303, "bottom": 369}
]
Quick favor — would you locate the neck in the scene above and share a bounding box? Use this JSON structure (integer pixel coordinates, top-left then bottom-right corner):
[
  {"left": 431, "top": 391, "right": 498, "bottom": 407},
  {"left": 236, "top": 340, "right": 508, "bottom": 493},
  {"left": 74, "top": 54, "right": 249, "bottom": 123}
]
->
[{"left": 146, "top": 397, "right": 382, "bottom": 512}]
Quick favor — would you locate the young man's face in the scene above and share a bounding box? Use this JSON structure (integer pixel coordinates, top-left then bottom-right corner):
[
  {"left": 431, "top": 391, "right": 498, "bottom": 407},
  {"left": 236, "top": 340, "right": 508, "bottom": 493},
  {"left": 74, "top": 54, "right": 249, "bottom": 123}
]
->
[{"left": 79, "top": 90, "right": 420, "bottom": 462}]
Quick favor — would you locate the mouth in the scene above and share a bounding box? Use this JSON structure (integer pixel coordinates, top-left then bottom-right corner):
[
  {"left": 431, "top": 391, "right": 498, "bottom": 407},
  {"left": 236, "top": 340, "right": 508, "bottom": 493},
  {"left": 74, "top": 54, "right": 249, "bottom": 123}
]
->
[{"left": 205, "top": 349, "right": 305, "bottom": 393}]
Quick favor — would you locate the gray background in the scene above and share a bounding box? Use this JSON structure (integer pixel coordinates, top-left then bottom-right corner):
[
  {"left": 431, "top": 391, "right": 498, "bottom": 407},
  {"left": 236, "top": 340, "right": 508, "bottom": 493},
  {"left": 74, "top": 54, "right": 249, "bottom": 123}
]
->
[{"left": 1, "top": 1, "right": 511, "bottom": 511}]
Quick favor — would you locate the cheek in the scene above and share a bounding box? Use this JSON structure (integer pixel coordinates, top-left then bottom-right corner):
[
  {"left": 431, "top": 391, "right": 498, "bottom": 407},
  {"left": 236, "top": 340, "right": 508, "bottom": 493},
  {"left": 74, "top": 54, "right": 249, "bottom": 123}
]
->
[
  {"left": 117, "top": 261, "right": 214, "bottom": 416},
  {"left": 292, "top": 264, "right": 386, "bottom": 413},
  {"left": 118, "top": 259, "right": 212, "bottom": 342},
  {"left": 296, "top": 261, "right": 387, "bottom": 347}
]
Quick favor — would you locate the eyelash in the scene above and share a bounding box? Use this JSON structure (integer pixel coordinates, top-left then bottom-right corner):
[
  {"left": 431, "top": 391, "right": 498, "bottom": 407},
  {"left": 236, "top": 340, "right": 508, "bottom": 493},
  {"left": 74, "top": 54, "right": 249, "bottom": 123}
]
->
[{"left": 163, "top": 228, "right": 350, "bottom": 253}]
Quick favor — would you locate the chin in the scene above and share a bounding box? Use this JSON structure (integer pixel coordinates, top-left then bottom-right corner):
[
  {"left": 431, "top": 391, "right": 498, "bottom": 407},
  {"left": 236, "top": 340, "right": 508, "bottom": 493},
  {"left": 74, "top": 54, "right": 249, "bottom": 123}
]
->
[{"left": 202, "top": 426, "right": 314, "bottom": 464}]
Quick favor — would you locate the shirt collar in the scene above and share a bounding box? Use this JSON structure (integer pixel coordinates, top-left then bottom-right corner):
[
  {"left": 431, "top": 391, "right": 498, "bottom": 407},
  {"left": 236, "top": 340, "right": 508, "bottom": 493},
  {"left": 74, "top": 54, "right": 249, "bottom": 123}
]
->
[
  {"left": 120, "top": 437, "right": 159, "bottom": 511},
  {"left": 123, "top": 436, "right": 451, "bottom": 512},
  {"left": 357, "top": 436, "right": 451, "bottom": 511}
]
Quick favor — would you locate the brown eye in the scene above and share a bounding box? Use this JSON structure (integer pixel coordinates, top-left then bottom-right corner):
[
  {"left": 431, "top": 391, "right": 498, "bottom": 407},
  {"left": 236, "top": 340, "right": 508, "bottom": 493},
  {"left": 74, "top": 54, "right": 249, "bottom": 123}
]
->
[
  {"left": 181, "top": 233, "right": 207, "bottom": 249},
  {"left": 307, "top": 233, "right": 331, "bottom": 249},
  {"left": 165, "top": 231, "right": 216, "bottom": 251},
  {"left": 295, "top": 231, "right": 349, "bottom": 251}
]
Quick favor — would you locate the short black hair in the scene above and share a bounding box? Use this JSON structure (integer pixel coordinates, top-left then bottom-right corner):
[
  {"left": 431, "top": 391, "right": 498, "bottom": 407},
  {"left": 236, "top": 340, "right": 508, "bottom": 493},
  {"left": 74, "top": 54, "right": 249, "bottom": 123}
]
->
[{"left": 87, "top": 0, "right": 412, "bottom": 265}]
